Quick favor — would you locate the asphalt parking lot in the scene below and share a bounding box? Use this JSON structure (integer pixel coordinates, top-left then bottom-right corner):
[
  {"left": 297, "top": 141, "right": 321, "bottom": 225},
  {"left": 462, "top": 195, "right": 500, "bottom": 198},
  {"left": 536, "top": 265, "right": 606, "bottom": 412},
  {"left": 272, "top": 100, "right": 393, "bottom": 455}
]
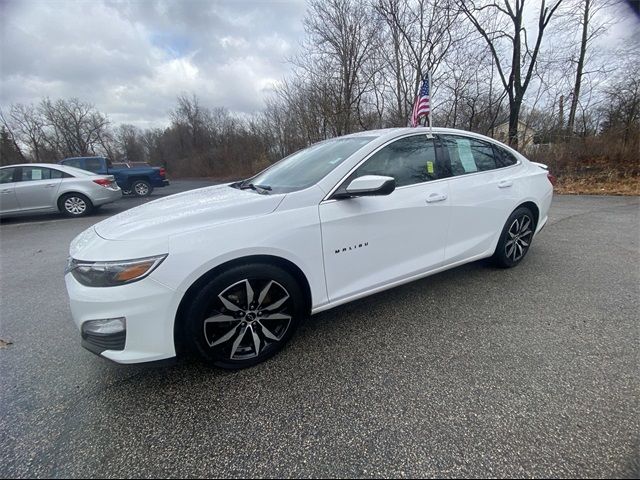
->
[{"left": 0, "top": 182, "right": 638, "bottom": 478}]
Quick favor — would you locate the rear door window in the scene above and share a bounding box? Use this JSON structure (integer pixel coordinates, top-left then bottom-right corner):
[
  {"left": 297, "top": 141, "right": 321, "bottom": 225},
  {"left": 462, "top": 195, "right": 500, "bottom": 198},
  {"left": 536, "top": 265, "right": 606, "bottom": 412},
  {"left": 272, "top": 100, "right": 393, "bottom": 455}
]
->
[
  {"left": 20, "top": 166, "right": 58, "bottom": 181},
  {"left": 441, "top": 135, "right": 500, "bottom": 176}
]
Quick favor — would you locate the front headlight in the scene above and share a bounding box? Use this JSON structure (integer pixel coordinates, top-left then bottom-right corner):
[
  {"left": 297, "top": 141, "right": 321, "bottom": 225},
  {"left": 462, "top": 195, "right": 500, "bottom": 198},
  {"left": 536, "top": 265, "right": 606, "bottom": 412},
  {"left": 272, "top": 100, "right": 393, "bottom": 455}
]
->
[{"left": 65, "top": 255, "right": 167, "bottom": 287}]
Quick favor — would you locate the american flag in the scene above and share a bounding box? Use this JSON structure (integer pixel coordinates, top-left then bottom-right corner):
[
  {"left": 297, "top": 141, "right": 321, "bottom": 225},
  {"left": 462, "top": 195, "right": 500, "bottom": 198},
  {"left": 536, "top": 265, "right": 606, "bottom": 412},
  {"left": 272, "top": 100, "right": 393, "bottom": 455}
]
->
[{"left": 411, "top": 76, "right": 431, "bottom": 127}]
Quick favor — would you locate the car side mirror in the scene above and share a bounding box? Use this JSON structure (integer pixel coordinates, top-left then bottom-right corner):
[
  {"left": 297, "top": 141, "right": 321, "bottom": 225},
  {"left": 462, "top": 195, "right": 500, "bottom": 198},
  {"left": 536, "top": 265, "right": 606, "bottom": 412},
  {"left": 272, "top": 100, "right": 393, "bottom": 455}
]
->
[{"left": 334, "top": 175, "right": 396, "bottom": 199}]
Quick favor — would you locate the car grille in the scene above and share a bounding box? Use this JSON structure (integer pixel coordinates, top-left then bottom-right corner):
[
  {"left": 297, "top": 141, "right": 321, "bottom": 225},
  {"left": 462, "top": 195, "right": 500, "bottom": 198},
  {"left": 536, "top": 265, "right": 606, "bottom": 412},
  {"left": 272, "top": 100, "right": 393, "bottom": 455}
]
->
[{"left": 81, "top": 331, "right": 126, "bottom": 351}]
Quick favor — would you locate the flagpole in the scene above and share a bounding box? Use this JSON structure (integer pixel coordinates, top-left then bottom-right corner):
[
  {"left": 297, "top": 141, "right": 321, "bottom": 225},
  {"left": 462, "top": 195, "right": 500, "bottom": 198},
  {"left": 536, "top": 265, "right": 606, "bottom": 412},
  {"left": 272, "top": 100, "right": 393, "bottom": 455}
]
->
[{"left": 428, "top": 69, "right": 434, "bottom": 138}]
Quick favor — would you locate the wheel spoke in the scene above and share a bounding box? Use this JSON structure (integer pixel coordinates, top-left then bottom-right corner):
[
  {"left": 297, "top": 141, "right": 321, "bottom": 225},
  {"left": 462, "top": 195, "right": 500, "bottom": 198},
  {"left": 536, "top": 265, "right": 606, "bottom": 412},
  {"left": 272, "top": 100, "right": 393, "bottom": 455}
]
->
[
  {"left": 520, "top": 217, "right": 531, "bottom": 233},
  {"left": 258, "top": 320, "right": 281, "bottom": 341},
  {"left": 218, "top": 293, "right": 242, "bottom": 312},
  {"left": 257, "top": 280, "right": 274, "bottom": 307},
  {"left": 506, "top": 243, "right": 515, "bottom": 258},
  {"left": 209, "top": 324, "right": 239, "bottom": 347},
  {"left": 519, "top": 238, "right": 530, "bottom": 247},
  {"left": 505, "top": 239, "right": 515, "bottom": 248},
  {"left": 250, "top": 324, "right": 261, "bottom": 356},
  {"left": 204, "top": 314, "right": 238, "bottom": 324},
  {"left": 515, "top": 243, "right": 523, "bottom": 260},
  {"left": 262, "top": 313, "right": 291, "bottom": 321},
  {"left": 245, "top": 280, "right": 255, "bottom": 309},
  {"left": 263, "top": 294, "right": 289, "bottom": 312},
  {"left": 230, "top": 325, "right": 247, "bottom": 358}
]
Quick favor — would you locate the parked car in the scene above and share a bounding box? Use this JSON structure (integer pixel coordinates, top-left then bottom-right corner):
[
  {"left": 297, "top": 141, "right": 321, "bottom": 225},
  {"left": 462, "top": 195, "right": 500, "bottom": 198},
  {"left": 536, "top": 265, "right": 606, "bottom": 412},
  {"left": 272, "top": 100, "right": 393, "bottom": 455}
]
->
[
  {"left": 59, "top": 156, "right": 169, "bottom": 197},
  {"left": 0, "top": 163, "right": 121, "bottom": 218},
  {"left": 65, "top": 127, "right": 553, "bottom": 369}
]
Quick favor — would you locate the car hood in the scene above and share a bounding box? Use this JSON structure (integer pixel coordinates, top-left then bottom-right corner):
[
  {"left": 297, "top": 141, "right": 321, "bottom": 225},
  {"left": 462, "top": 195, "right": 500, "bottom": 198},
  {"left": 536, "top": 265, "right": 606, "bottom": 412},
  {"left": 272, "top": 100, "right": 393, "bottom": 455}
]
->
[{"left": 94, "top": 184, "right": 285, "bottom": 241}]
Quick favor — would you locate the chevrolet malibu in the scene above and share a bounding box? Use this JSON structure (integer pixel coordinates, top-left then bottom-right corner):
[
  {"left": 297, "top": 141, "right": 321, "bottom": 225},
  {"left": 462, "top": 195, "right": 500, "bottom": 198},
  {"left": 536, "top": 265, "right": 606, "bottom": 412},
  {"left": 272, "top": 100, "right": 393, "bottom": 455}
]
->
[{"left": 65, "top": 128, "right": 553, "bottom": 369}]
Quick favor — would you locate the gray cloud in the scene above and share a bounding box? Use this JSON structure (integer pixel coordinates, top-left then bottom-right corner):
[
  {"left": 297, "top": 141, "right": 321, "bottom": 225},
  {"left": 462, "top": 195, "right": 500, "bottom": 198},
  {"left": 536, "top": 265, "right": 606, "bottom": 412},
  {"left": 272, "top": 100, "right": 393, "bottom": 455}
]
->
[{"left": 0, "top": 0, "right": 306, "bottom": 128}]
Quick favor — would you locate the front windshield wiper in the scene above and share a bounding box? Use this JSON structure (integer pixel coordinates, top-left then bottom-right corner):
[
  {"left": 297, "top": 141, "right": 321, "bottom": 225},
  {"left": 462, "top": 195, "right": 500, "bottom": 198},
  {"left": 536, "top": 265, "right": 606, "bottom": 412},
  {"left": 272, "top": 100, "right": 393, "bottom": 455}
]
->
[{"left": 239, "top": 182, "right": 272, "bottom": 194}]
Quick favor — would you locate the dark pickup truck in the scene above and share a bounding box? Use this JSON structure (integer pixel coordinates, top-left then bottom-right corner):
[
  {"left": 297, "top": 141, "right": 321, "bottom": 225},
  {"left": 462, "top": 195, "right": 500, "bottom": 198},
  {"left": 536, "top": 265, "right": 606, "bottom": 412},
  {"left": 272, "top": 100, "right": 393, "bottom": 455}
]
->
[{"left": 59, "top": 156, "right": 169, "bottom": 197}]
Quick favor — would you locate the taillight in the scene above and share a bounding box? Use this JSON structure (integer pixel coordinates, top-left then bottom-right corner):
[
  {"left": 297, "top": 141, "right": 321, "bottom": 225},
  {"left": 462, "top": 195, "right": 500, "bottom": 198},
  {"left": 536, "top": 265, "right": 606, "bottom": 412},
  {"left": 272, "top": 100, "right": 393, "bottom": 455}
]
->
[
  {"left": 159, "top": 167, "right": 166, "bottom": 177},
  {"left": 547, "top": 172, "right": 557, "bottom": 187},
  {"left": 93, "top": 178, "right": 112, "bottom": 187}
]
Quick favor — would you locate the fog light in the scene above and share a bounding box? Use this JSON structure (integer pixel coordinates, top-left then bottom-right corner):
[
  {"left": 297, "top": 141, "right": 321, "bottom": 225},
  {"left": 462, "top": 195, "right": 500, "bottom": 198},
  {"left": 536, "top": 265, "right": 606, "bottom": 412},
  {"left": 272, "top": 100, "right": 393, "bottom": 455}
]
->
[{"left": 82, "top": 317, "right": 126, "bottom": 336}]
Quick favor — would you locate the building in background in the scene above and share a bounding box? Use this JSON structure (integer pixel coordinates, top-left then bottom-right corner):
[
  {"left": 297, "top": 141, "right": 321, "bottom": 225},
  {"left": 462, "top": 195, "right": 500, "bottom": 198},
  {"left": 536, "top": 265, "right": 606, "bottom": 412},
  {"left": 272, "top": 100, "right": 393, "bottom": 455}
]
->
[{"left": 494, "top": 120, "right": 536, "bottom": 150}]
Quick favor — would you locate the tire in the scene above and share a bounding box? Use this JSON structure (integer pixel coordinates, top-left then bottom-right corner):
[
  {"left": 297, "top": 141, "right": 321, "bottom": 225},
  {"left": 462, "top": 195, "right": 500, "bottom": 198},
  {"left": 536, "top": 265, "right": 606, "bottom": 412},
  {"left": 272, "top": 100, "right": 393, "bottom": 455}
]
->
[
  {"left": 492, "top": 206, "right": 536, "bottom": 268},
  {"left": 184, "top": 263, "right": 305, "bottom": 369},
  {"left": 131, "top": 180, "right": 152, "bottom": 197},
  {"left": 58, "top": 193, "right": 93, "bottom": 217}
]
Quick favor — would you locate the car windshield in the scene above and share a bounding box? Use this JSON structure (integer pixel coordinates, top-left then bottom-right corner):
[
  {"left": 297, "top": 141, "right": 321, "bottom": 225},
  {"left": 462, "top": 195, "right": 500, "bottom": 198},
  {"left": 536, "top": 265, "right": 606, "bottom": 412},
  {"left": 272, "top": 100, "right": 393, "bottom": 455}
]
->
[{"left": 240, "top": 136, "right": 376, "bottom": 193}]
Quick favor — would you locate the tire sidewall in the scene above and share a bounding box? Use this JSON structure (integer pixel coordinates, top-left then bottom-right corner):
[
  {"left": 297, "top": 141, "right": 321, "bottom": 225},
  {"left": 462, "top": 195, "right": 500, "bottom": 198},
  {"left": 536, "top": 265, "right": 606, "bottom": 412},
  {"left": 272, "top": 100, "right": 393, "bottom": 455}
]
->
[
  {"left": 184, "top": 263, "right": 306, "bottom": 369},
  {"left": 493, "top": 206, "right": 535, "bottom": 268},
  {"left": 59, "top": 193, "right": 93, "bottom": 217}
]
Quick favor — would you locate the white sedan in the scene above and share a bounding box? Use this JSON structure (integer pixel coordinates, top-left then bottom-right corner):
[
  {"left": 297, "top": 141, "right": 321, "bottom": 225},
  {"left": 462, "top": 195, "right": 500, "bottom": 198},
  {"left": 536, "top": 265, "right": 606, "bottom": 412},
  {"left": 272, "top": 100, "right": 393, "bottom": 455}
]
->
[
  {"left": 0, "top": 163, "right": 121, "bottom": 218},
  {"left": 65, "top": 128, "right": 553, "bottom": 368}
]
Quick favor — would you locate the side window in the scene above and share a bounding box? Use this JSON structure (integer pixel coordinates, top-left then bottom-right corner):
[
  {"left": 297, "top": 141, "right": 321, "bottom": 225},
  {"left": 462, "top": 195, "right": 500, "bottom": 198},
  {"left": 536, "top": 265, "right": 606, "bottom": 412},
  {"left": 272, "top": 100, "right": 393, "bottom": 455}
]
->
[
  {"left": 492, "top": 145, "right": 518, "bottom": 167},
  {"left": 441, "top": 135, "right": 500, "bottom": 176},
  {"left": 0, "top": 167, "right": 17, "bottom": 184},
  {"left": 20, "top": 167, "right": 53, "bottom": 181},
  {"left": 352, "top": 135, "right": 443, "bottom": 188},
  {"left": 84, "top": 158, "right": 103, "bottom": 173}
]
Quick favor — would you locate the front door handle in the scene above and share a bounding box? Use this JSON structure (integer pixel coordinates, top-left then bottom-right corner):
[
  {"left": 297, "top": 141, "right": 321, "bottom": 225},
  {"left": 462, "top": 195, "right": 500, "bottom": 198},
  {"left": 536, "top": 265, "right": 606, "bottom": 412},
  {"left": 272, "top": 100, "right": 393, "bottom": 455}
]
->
[
  {"left": 44, "top": 183, "right": 57, "bottom": 188},
  {"left": 1, "top": 189, "right": 13, "bottom": 194},
  {"left": 498, "top": 180, "right": 513, "bottom": 189},
  {"left": 426, "top": 193, "right": 447, "bottom": 203}
]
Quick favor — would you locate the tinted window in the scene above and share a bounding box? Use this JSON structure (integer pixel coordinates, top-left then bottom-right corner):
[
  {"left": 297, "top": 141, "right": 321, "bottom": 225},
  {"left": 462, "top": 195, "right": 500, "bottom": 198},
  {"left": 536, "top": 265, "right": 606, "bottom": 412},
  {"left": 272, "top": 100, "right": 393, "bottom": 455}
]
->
[
  {"left": 441, "top": 135, "right": 499, "bottom": 175},
  {"left": 84, "top": 158, "right": 103, "bottom": 172},
  {"left": 0, "top": 167, "right": 17, "bottom": 184},
  {"left": 63, "top": 159, "right": 83, "bottom": 169},
  {"left": 20, "top": 167, "right": 60, "bottom": 182},
  {"left": 492, "top": 145, "right": 518, "bottom": 167},
  {"left": 353, "top": 135, "right": 442, "bottom": 187}
]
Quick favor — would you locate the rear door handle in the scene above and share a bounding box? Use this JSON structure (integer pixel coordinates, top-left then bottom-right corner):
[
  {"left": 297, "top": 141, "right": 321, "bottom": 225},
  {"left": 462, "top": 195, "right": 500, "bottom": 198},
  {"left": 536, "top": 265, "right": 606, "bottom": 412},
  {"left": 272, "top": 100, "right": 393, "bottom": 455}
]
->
[
  {"left": 498, "top": 180, "right": 513, "bottom": 189},
  {"left": 426, "top": 193, "right": 447, "bottom": 203}
]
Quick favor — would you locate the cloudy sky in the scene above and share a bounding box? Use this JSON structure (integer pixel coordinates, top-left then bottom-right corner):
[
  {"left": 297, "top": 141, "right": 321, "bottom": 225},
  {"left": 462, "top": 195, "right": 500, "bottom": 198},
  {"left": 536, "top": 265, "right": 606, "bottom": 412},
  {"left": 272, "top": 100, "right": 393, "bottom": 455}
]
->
[
  {"left": 1, "top": 0, "right": 307, "bottom": 128},
  {"left": 1, "top": 0, "right": 638, "bottom": 130}
]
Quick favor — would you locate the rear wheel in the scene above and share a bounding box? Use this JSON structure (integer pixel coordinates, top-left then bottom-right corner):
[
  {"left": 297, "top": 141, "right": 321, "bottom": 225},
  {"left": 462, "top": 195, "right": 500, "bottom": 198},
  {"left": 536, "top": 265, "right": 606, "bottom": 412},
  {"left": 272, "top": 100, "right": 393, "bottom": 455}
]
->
[
  {"left": 184, "top": 263, "right": 305, "bottom": 369},
  {"left": 58, "top": 193, "right": 93, "bottom": 217},
  {"left": 131, "top": 180, "right": 152, "bottom": 197},
  {"left": 492, "top": 207, "right": 535, "bottom": 268}
]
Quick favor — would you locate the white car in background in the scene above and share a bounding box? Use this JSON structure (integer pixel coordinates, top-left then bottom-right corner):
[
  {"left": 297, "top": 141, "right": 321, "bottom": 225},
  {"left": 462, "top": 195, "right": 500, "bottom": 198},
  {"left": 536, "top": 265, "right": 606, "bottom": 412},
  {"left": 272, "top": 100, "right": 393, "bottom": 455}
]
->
[
  {"left": 0, "top": 163, "right": 121, "bottom": 218},
  {"left": 65, "top": 127, "right": 553, "bottom": 369}
]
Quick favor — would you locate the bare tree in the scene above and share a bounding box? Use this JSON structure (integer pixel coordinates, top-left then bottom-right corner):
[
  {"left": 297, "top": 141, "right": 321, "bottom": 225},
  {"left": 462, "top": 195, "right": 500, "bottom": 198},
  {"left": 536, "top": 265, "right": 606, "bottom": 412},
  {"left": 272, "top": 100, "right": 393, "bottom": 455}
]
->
[
  {"left": 459, "top": 0, "right": 564, "bottom": 148},
  {"left": 375, "top": 0, "right": 467, "bottom": 126},
  {"left": 566, "top": 0, "right": 621, "bottom": 133},
  {"left": 296, "top": 0, "right": 382, "bottom": 135},
  {"left": 39, "top": 98, "right": 111, "bottom": 157}
]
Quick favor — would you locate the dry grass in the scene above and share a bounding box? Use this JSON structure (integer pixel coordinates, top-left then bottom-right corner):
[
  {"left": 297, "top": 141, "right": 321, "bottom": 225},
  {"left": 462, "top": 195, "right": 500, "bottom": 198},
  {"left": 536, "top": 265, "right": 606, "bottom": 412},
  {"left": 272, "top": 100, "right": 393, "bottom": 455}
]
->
[{"left": 555, "top": 174, "right": 640, "bottom": 196}]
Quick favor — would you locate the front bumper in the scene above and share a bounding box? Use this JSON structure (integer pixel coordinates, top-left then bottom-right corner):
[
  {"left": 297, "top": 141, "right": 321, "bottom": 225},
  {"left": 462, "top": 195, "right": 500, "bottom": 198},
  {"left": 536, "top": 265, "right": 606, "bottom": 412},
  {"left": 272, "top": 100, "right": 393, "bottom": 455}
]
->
[{"left": 65, "top": 273, "right": 179, "bottom": 364}]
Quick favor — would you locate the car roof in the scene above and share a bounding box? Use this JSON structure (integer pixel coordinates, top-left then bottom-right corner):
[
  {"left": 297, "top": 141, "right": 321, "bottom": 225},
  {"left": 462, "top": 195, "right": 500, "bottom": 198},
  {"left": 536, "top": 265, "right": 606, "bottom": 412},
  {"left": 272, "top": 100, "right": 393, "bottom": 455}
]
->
[
  {"left": 0, "top": 163, "right": 101, "bottom": 176},
  {"left": 343, "top": 127, "right": 521, "bottom": 156}
]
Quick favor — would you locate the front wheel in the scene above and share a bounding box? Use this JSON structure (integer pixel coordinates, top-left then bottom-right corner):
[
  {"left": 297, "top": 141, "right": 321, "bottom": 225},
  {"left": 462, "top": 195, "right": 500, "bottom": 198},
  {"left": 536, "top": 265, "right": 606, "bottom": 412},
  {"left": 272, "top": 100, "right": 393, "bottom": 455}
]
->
[
  {"left": 184, "top": 264, "right": 306, "bottom": 369},
  {"left": 58, "top": 193, "right": 93, "bottom": 217},
  {"left": 492, "top": 207, "right": 535, "bottom": 268}
]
